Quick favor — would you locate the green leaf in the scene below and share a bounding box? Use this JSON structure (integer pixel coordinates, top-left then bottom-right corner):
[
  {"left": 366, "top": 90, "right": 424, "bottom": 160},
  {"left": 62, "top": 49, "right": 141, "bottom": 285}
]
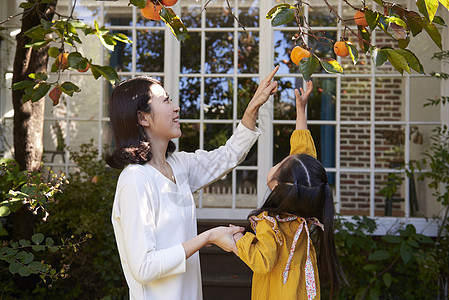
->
[
  {"left": 382, "top": 235, "right": 402, "bottom": 243},
  {"left": 386, "top": 16, "right": 408, "bottom": 28},
  {"left": 48, "top": 47, "right": 60, "bottom": 58},
  {"left": 32, "top": 233, "right": 44, "bottom": 245},
  {"left": 12, "top": 80, "right": 35, "bottom": 91},
  {"left": 407, "top": 238, "right": 419, "bottom": 248},
  {"left": 9, "top": 262, "right": 21, "bottom": 274},
  {"left": 394, "top": 49, "right": 425, "bottom": 73},
  {"left": 18, "top": 266, "right": 32, "bottom": 277},
  {"left": 25, "top": 39, "right": 51, "bottom": 49},
  {"left": 398, "top": 37, "right": 410, "bottom": 49},
  {"left": 373, "top": 0, "right": 384, "bottom": 5},
  {"left": 28, "top": 72, "right": 48, "bottom": 80},
  {"left": 111, "top": 32, "right": 132, "bottom": 44},
  {"left": 377, "top": 14, "right": 390, "bottom": 32},
  {"left": 388, "top": 50, "right": 410, "bottom": 74},
  {"left": 19, "top": 2, "right": 34, "bottom": 9},
  {"left": 358, "top": 26, "right": 371, "bottom": 53},
  {"left": 347, "top": 43, "right": 359, "bottom": 64},
  {"left": 48, "top": 246, "right": 59, "bottom": 252},
  {"left": 298, "top": 55, "right": 320, "bottom": 81},
  {"left": 369, "top": 250, "right": 391, "bottom": 261},
  {"left": 439, "top": 0, "right": 449, "bottom": 10},
  {"left": 416, "top": 0, "right": 439, "bottom": 22},
  {"left": 400, "top": 242, "right": 413, "bottom": 263},
  {"left": 432, "top": 15, "right": 446, "bottom": 26},
  {"left": 405, "top": 11, "right": 424, "bottom": 36},
  {"left": 0, "top": 205, "right": 11, "bottom": 217},
  {"left": 45, "top": 238, "right": 54, "bottom": 246},
  {"left": 32, "top": 245, "right": 46, "bottom": 251},
  {"left": 31, "top": 83, "right": 51, "bottom": 102},
  {"left": 371, "top": 47, "right": 390, "bottom": 66},
  {"left": 160, "top": 7, "right": 189, "bottom": 42},
  {"left": 319, "top": 58, "right": 343, "bottom": 74},
  {"left": 362, "top": 263, "right": 379, "bottom": 271},
  {"left": 90, "top": 64, "right": 119, "bottom": 85},
  {"left": 21, "top": 252, "right": 34, "bottom": 264},
  {"left": 60, "top": 82, "right": 81, "bottom": 96},
  {"left": 19, "top": 239, "right": 31, "bottom": 247},
  {"left": 266, "top": 4, "right": 295, "bottom": 19},
  {"left": 364, "top": 9, "right": 379, "bottom": 30},
  {"left": 129, "top": 0, "right": 147, "bottom": 9},
  {"left": 271, "top": 6, "right": 295, "bottom": 27},
  {"left": 67, "top": 52, "right": 85, "bottom": 69},
  {"left": 383, "top": 272, "right": 392, "bottom": 287},
  {"left": 422, "top": 20, "right": 442, "bottom": 50}
]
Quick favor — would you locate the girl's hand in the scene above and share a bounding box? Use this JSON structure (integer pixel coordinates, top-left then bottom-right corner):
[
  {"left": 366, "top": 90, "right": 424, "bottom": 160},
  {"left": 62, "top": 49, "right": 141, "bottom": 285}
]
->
[
  {"left": 295, "top": 80, "right": 313, "bottom": 130},
  {"left": 209, "top": 226, "right": 244, "bottom": 254},
  {"left": 295, "top": 80, "right": 313, "bottom": 111},
  {"left": 241, "top": 66, "right": 279, "bottom": 130},
  {"left": 229, "top": 224, "right": 244, "bottom": 243}
]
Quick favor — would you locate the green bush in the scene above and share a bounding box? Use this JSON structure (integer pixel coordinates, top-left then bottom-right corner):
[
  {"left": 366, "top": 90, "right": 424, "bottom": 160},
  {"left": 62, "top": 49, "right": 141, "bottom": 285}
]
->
[{"left": 331, "top": 216, "right": 440, "bottom": 300}]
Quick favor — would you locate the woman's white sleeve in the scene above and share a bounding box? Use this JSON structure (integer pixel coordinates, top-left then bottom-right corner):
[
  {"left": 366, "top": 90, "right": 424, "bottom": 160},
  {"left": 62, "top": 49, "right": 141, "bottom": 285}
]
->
[
  {"left": 180, "top": 122, "right": 260, "bottom": 192},
  {"left": 115, "top": 169, "right": 186, "bottom": 284}
]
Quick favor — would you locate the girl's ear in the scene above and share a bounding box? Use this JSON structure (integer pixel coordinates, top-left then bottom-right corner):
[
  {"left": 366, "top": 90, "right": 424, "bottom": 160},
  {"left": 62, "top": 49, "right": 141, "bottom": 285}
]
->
[{"left": 138, "top": 111, "right": 150, "bottom": 127}]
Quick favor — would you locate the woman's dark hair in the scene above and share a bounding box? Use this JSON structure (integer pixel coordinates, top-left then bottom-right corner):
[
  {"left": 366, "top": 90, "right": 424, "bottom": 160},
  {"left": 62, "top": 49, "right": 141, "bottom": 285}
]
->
[
  {"left": 105, "top": 76, "right": 176, "bottom": 169},
  {"left": 249, "top": 154, "right": 347, "bottom": 297}
]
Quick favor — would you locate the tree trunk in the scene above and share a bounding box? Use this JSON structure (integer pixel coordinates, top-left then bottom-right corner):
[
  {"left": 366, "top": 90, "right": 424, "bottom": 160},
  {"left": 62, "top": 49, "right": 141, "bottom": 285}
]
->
[{"left": 11, "top": 1, "right": 57, "bottom": 241}]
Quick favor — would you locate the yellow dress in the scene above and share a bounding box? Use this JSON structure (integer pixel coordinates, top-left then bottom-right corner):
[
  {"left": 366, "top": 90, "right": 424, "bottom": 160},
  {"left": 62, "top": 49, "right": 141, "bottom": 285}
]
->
[{"left": 236, "top": 129, "right": 320, "bottom": 300}]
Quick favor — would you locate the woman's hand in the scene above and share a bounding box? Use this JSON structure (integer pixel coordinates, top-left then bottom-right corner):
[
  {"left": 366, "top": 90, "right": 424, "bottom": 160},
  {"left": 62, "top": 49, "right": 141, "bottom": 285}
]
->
[
  {"left": 241, "top": 66, "right": 279, "bottom": 130},
  {"left": 295, "top": 80, "right": 313, "bottom": 130}
]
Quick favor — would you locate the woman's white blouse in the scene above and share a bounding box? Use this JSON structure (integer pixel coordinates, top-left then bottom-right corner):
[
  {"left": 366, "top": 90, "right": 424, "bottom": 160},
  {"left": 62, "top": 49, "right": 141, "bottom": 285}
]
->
[{"left": 111, "top": 123, "right": 260, "bottom": 300}]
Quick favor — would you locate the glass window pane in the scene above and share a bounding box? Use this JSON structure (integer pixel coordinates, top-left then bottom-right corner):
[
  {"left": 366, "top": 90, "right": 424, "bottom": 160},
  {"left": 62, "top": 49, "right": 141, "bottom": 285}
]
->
[
  {"left": 69, "top": 121, "right": 100, "bottom": 149},
  {"left": 410, "top": 77, "right": 441, "bottom": 122},
  {"left": 342, "top": 77, "right": 371, "bottom": 122},
  {"left": 205, "top": 0, "right": 234, "bottom": 28},
  {"left": 238, "top": 0, "right": 259, "bottom": 27},
  {"left": 340, "top": 172, "right": 371, "bottom": 216},
  {"left": 273, "top": 76, "right": 299, "bottom": 120},
  {"left": 204, "top": 123, "right": 233, "bottom": 151},
  {"left": 108, "top": 30, "right": 132, "bottom": 72},
  {"left": 136, "top": 30, "right": 164, "bottom": 72},
  {"left": 69, "top": 76, "right": 101, "bottom": 118},
  {"left": 202, "top": 175, "right": 232, "bottom": 208},
  {"left": 309, "top": 0, "right": 338, "bottom": 26},
  {"left": 341, "top": 124, "right": 370, "bottom": 169},
  {"left": 238, "top": 31, "right": 259, "bottom": 74},
  {"left": 375, "top": 124, "right": 405, "bottom": 166},
  {"left": 181, "top": 2, "right": 202, "bottom": 28},
  {"left": 104, "top": 2, "right": 132, "bottom": 26},
  {"left": 236, "top": 170, "right": 257, "bottom": 208},
  {"left": 375, "top": 172, "right": 406, "bottom": 217},
  {"left": 409, "top": 124, "right": 433, "bottom": 162},
  {"left": 181, "top": 32, "right": 201, "bottom": 73},
  {"left": 273, "top": 124, "right": 295, "bottom": 165},
  {"left": 204, "top": 77, "right": 233, "bottom": 120},
  {"left": 179, "top": 77, "right": 201, "bottom": 119},
  {"left": 241, "top": 141, "right": 258, "bottom": 166},
  {"left": 375, "top": 77, "right": 404, "bottom": 122},
  {"left": 274, "top": 30, "right": 298, "bottom": 74},
  {"left": 205, "top": 32, "right": 234, "bottom": 74},
  {"left": 237, "top": 77, "right": 259, "bottom": 119},
  {"left": 309, "top": 78, "right": 336, "bottom": 121},
  {"left": 179, "top": 123, "right": 200, "bottom": 152},
  {"left": 308, "top": 124, "right": 336, "bottom": 168}
]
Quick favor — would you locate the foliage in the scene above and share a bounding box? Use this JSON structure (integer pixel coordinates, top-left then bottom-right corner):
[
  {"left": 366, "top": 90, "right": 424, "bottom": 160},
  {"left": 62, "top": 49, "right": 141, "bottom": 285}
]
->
[
  {"left": 0, "top": 159, "right": 90, "bottom": 294},
  {"left": 332, "top": 216, "right": 438, "bottom": 300},
  {"left": 32, "top": 141, "right": 125, "bottom": 298}
]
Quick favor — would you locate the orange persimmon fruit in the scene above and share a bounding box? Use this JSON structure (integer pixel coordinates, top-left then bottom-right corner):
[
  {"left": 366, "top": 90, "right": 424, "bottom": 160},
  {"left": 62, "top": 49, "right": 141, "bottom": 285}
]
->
[
  {"left": 141, "top": 1, "right": 162, "bottom": 21},
  {"left": 334, "top": 40, "right": 352, "bottom": 57},
  {"left": 290, "top": 46, "right": 311, "bottom": 66},
  {"left": 354, "top": 10, "right": 368, "bottom": 27},
  {"left": 161, "top": 0, "right": 178, "bottom": 6},
  {"left": 55, "top": 52, "right": 69, "bottom": 70}
]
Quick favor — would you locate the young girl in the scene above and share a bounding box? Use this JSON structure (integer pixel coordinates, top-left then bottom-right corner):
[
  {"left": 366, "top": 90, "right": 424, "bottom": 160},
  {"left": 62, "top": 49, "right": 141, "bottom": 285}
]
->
[{"left": 233, "top": 81, "right": 346, "bottom": 299}]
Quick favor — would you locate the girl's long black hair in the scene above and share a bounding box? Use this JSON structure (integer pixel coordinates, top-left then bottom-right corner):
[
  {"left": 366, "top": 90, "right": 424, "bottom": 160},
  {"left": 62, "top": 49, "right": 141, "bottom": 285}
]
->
[
  {"left": 105, "top": 76, "right": 176, "bottom": 169},
  {"left": 248, "top": 154, "right": 347, "bottom": 297}
]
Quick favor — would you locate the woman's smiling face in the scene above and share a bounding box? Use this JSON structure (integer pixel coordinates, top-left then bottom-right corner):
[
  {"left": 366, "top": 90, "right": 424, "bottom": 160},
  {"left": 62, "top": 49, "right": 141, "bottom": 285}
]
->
[{"left": 143, "top": 84, "right": 181, "bottom": 141}]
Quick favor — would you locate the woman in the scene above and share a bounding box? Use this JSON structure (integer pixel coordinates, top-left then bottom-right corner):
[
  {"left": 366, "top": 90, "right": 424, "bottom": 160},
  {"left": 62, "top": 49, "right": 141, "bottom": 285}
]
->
[{"left": 106, "top": 66, "right": 279, "bottom": 299}]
